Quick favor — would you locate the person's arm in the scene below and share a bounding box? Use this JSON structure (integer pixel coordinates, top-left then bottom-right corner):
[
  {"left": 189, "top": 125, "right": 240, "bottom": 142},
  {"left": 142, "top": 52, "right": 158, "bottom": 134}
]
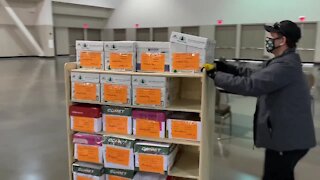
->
[
  {"left": 216, "top": 61, "right": 264, "bottom": 76},
  {"left": 214, "top": 61, "right": 296, "bottom": 97}
]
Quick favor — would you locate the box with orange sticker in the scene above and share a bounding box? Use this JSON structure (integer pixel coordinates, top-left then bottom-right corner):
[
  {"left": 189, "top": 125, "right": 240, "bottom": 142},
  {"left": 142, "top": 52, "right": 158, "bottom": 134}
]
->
[
  {"left": 104, "top": 41, "right": 136, "bottom": 71},
  {"left": 136, "top": 42, "right": 170, "bottom": 72},
  {"left": 102, "top": 106, "right": 132, "bottom": 135},
  {"left": 132, "top": 110, "right": 166, "bottom": 139},
  {"left": 103, "top": 136, "right": 135, "bottom": 170},
  {"left": 71, "top": 72, "right": 101, "bottom": 102},
  {"left": 132, "top": 76, "right": 178, "bottom": 108},
  {"left": 73, "top": 162, "right": 105, "bottom": 180},
  {"left": 167, "top": 112, "right": 201, "bottom": 141},
  {"left": 169, "top": 32, "right": 215, "bottom": 73},
  {"left": 134, "top": 142, "right": 178, "bottom": 174},
  {"left": 105, "top": 168, "right": 135, "bottom": 180},
  {"left": 100, "top": 74, "right": 132, "bottom": 105},
  {"left": 133, "top": 172, "right": 171, "bottom": 180},
  {"left": 73, "top": 133, "right": 104, "bottom": 164},
  {"left": 70, "top": 104, "right": 102, "bottom": 133},
  {"left": 76, "top": 41, "right": 104, "bottom": 70}
]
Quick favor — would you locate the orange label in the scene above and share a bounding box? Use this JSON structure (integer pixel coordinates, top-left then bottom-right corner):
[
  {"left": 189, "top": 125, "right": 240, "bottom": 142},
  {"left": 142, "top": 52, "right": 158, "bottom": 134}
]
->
[
  {"left": 104, "top": 84, "right": 128, "bottom": 104},
  {"left": 172, "top": 53, "right": 200, "bottom": 71},
  {"left": 74, "top": 82, "right": 97, "bottom": 101},
  {"left": 105, "top": 115, "right": 128, "bottom": 134},
  {"left": 139, "top": 154, "right": 164, "bottom": 174},
  {"left": 171, "top": 120, "right": 198, "bottom": 140},
  {"left": 77, "top": 144, "right": 100, "bottom": 163},
  {"left": 136, "top": 119, "right": 161, "bottom": 138},
  {"left": 141, "top": 53, "right": 165, "bottom": 72},
  {"left": 73, "top": 116, "right": 95, "bottom": 133},
  {"left": 109, "top": 175, "right": 128, "bottom": 180},
  {"left": 80, "top": 51, "right": 102, "bottom": 69},
  {"left": 106, "top": 146, "right": 130, "bottom": 166},
  {"left": 136, "top": 88, "right": 161, "bottom": 106},
  {"left": 110, "top": 53, "right": 133, "bottom": 70},
  {"left": 77, "top": 176, "right": 93, "bottom": 180}
]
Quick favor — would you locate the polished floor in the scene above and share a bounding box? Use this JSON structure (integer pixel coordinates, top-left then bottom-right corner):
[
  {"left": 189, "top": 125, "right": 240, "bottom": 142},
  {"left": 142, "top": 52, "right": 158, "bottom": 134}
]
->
[{"left": 0, "top": 57, "right": 319, "bottom": 180}]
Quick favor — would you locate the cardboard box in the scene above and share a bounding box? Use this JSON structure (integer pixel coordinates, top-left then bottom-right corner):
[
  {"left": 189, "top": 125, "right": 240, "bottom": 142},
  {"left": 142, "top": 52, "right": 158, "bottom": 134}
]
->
[
  {"left": 73, "top": 162, "right": 105, "bottom": 180},
  {"left": 105, "top": 168, "right": 136, "bottom": 180},
  {"left": 169, "top": 32, "right": 215, "bottom": 73},
  {"left": 134, "top": 142, "right": 178, "bottom": 174},
  {"left": 71, "top": 72, "right": 100, "bottom": 102},
  {"left": 167, "top": 112, "right": 201, "bottom": 141},
  {"left": 102, "top": 106, "right": 132, "bottom": 135},
  {"left": 70, "top": 104, "right": 102, "bottom": 133},
  {"left": 132, "top": 110, "right": 166, "bottom": 139},
  {"left": 132, "top": 76, "right": 178, "bottom": 107},
  {"left": 73, "top": 133, "right": 103, "bottom": 164},
  {"left": 104, "top": 41, "right": 136, "bottom": 71},
  {"left": 133, "top": 172, "right": 169, "bottom": 180},
  {"left": 103, "top": 136, "right": 135, "bottom": 170},
  {"left": 100, "top": 74, "right": 132, "bottom": 105},
  {"left": 76, "top": 41, "right": 104, "bottom": 69},
  {"left": 136, "top": 42, "right": 170, "bottom": 72}
]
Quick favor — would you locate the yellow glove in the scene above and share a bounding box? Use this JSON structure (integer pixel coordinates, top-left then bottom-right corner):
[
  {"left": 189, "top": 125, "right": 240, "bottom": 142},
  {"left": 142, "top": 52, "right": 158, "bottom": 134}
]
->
[{"left": 202, "top": 63, "right": 216, "bottom": 72}]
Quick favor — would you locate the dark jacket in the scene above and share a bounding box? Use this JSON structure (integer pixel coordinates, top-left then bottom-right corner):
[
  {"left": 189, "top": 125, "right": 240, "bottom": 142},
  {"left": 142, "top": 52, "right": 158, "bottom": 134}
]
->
[{"left": 214, "top": 49, "right": 316, "bottom": 151}]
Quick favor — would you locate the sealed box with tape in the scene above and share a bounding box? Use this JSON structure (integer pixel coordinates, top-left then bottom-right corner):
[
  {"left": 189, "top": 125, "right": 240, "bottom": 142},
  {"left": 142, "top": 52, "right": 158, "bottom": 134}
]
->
[
  {"left": 76, "top": 41, "right": 104, "bottom": 70},
  {"left": 71, "top": 72, "right": 100, "bottom": 102},
  {"left": 73, "top": 133, "right": 104, "bottom": 164}
]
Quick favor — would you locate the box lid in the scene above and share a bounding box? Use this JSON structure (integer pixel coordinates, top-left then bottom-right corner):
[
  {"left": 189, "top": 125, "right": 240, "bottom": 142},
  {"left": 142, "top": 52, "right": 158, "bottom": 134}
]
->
[
  {"left": 70, "top": 104, "right": 101, "bottom": 118},
  {"left": 71, "top": 72, "right": 100, "bottom": 83},
  {"left": 132, "top": 110, "right": 166, "bottom": 122},
  {"left": 73, "top": 162, "right": 104, "bottom": 176},
  {"left": 170, "top": 32, "right": 209, "bottom": 49},
  {"left": 134, "top": 141, "right": 176, "bottom": 155},
  {"left": 103, "top": 136, "right": 135, "bottom": 148},
  {"left": 105, "top": 168, "right": 135, "bottom": 178},
  {"left": 102, "top": 106, "right": 132, "bottom": 116},
  {"left": 100, "top": 74, "right": 131, "bottom": 84},
  {"left": 73, "top": 133, "right": 103, "bottom": 146},
  {"left": 136, "top": 42, "right": 170, "bottom": 49},
  {"left": 76, "top": 41, "right": 104, "bottom": 51}
]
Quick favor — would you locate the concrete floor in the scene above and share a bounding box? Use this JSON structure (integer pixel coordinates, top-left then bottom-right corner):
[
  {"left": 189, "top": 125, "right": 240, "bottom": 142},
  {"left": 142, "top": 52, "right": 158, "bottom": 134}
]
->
[{"left": 0, "top": 57, "right": 319, "bottom": 180}]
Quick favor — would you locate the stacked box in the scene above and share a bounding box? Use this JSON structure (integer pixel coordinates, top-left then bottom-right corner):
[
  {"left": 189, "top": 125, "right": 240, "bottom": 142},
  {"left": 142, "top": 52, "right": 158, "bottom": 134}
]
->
[
  {"left": 133, "top": 172, "right": 169, "bottom": 180},
  {"left": 102, "top": 106, "right": 132, "bottom": 135},
  {"left": 132, "top": 76, "right": 178, "bottom": 108},
  {"left": 103, "top": 136, "right": 135, "bottom": 170},
  {"left": 136, "top": 42, "right": 170, "bottom": 72},
  {"left": 104, "top": 41, "right": 136, "bottom": 71},
  {"left": 73, "top": 133, "right": 103, "bottom": 164},
  {"left": 132, "top": 110, "right": 166, "bottom": 139},
  {"left": 170, "top": 32, "right": 215, "bottom": 73},
  {"left": 134, "top": 142, "right": 178, "bottom": 174},
  {"left": 76, "top": 41, "right": 104, "bottom": 69},
  {"left": 167, "top": 112, "right": 201, "bottom": 141},
  {"left": 105, "top": 168, "right": 136, "bottom": 180},
  {"left": 100, "top": 74, "right": 132, "bottom": 105},
  {"left": 73, "top": 162, "right": 104, "bottom": 180},
  {"left": 70, "top": 104, "right": 102, "bottom": 133},
  {"left": 71, "top": 72, "right": 100, "bottom": 102}
]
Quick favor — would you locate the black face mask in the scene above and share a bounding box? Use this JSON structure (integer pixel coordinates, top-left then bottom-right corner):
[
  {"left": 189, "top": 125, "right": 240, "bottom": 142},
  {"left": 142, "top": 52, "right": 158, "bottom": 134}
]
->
[{"left": 265, "top": 37, "right": 282, "bottom": 53}]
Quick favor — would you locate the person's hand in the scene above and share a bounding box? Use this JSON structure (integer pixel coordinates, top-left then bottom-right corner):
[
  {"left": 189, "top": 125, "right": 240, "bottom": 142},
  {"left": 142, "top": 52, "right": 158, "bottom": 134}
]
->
[{"left": 202, "top": 63, "right": 216, "bottom": 79}]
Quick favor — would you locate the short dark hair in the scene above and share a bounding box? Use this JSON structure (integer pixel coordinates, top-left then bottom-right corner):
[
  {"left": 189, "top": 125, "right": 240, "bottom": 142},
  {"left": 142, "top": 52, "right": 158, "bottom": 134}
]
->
[{"left": 286, "top": 37, "right": 297, "bottom": 48}]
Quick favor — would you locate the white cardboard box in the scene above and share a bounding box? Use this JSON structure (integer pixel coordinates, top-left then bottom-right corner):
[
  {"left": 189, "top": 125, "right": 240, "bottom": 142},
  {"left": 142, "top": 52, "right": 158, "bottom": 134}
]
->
[
  {"left": 103, "top": 136, "right": 135, "bottom": 170},
  {"left": 132, "top": 76, "right": 178, "bottom": 108},
  {"left": 76, "top": 41, "right": 104, "bottom": 69},
  {"left": 136, "top": 42, "right": 170, "bottom": 72},
  {"left": 134, "top": 142, "right": 178, "bottom": 174},
  {"left": 169, "top": 32, "right": 215, "bottom": 73},
  {"left": 71, "top": 72, "right": 100, "bottom": 102},
  {"left": 104, "top": 41, "right": 136, "bottom": 71},
  {"left": 102, "top": 106, "right": 133, "bottom": 135},
  {"left": 100, "top": 74, "right": 132, "bottom": 105}
]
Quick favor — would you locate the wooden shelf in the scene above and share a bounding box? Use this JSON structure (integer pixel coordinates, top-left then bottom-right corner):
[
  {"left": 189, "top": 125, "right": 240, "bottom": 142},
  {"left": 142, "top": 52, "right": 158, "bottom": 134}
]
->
[
  {"left": 71, "top": 68, "right": 203, "bottom": 78},
  {"left": 169, "top": 150, "right": 200, "bottom": 179},
  {"left": 71, "top": 99, "right": 201, "bottom": 113},
  {"left": 97, "top": 132, "right": 200, "bottom": 147}
]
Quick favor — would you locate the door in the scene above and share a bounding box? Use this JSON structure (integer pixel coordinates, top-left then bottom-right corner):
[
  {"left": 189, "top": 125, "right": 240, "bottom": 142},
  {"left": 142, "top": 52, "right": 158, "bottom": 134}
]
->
[
  {"left": 87, "top": 29, "right": 101, "bottom": 41},
  {"left": 68, "top": 28, "right": 84, "bottom": 56},
  {"left": 137, "top": 28, "right": 150, "bottom": 41},
  {"left": 153, "top": 28, "right": 168, "bottom": 41}
]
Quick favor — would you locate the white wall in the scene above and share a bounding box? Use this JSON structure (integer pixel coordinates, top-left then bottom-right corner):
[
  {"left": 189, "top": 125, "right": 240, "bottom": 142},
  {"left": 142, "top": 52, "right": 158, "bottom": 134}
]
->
[
  {"left": 106, "top": 0, "right": 320, "bottom": 28},
  {"left": 53, "top": 0, "right": 119, "bottom": 8}
]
